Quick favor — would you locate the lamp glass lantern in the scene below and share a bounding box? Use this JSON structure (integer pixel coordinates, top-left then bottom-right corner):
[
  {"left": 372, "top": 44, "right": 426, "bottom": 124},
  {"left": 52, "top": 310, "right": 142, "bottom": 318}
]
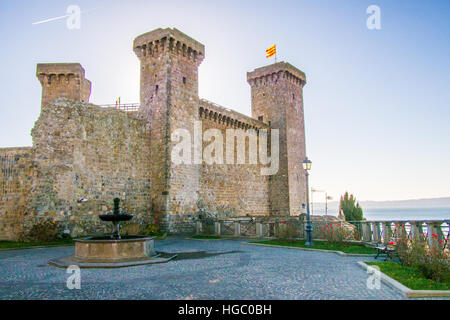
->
[{"left": 302, "top": 158, "right": 312, "bottom": 171}]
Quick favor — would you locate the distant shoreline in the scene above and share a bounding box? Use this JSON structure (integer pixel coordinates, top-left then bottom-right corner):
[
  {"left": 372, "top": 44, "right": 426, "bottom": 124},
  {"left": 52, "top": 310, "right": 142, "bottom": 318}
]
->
[{"left": 312, "top": 207, "right": 450, "bottom": 221}]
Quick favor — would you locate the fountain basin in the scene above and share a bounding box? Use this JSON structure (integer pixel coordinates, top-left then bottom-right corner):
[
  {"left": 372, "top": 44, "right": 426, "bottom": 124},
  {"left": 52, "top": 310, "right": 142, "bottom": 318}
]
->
[
  {"left": 74, "top": 236, "right": 154, "bottom": 262},
  {"left": 98, "top": 213, "right": 133, "bottom": 222},
  {"left": 48, "top": 198, "right": 176, "bottom": 268}
]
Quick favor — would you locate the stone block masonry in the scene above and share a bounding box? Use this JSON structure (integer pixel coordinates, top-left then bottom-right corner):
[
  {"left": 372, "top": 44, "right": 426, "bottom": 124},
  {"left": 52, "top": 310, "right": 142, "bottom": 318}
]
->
[
  {"left": 0, "top": 148, "right": 34, "bottom": 240},
  {"left": 248, "top": 62, "right": 307, "bottom": 216},
  {"left": 0, "top": 28, "right": 308, "bottom": 239},
  {"left": 29, "top": 99, "right": 153, "bottom": 237},
  {"left": 37, "top": 63, "right": 91, "bottom": 108}
]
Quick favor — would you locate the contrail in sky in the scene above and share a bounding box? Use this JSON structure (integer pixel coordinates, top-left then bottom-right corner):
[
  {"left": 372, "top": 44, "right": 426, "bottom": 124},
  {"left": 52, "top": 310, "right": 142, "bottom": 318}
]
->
[
  {"left": 32, "top": 8, "right": 96, "bottom": 25},
  {"left": 32, "top": 14, "right": 71, "bottom": 25}
]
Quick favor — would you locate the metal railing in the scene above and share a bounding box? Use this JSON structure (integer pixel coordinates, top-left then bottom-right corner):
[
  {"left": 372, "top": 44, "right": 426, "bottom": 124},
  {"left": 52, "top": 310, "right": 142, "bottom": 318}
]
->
[{"left": 99, "top": 103, "right": 140, "bottom": 112}]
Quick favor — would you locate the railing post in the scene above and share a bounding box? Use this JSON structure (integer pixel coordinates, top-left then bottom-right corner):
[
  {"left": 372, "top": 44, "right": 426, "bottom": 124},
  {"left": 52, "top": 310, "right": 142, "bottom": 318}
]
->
[
  {"left": 256, "top": 223, "right": 263, "bottom": 238},
  {"left": 196, "top": 221, "right": 202, "bottom": 235},
  {"left": 372, "top": 222, "right": 381, "bottom": 243},
  {"left": 361, "top": 222, "right": 371, "bottom": 242},
  {"left": 396, "top": 222, "right": 407, "bottom": 238},
  {"left": 383, "top": 222, "right": 392, "bottom": 244},
  {"left": 234, "top": 221, "right": 241, "bottom": 237},
  {"left": 215, "top": 222, "right": 221, "bottom": 236},
  {"left": 427, "top": 221, "right": 444, "bottom": 246},
  {"left": 410, "top": 221, "right": 423, "bottom": 240}
]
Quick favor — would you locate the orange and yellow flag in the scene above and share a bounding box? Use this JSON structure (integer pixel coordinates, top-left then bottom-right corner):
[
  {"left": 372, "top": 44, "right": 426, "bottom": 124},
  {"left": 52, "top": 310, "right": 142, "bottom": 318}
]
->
[{"left": 266, "top": 44, "right": 276, "bottom": 58}]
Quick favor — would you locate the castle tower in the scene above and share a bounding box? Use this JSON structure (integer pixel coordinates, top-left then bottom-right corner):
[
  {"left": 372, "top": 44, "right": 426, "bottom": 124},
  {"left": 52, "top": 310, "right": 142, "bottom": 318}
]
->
[
  {"left": 36, "top": 63, "right": 91, "bottom": 108},
  {"left": 133, "top": 28, "right": 205, "bottom": 231},
  {"left": 247, "top": 62, "right": 307, "bottom": 216}
]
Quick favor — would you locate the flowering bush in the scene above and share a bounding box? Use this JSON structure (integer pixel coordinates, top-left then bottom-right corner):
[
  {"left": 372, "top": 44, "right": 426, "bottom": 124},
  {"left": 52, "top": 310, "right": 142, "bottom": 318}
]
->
[
  {"left": 394, "top": 226, "right": 449, "bottom": 283},
  {"left": 320, "top": 223, "right": 352, "bottom": 244}
]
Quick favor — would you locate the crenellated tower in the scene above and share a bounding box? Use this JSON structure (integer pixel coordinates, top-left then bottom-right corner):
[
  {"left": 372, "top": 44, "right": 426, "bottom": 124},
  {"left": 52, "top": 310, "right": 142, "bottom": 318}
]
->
[
  {"left": 133, "top": 28, "right": 205, "bottom": 231},
  {"left": 247, "top": 62, "right": 307, "bottom": 216},
  {"left": 36, "top": 63, "right": 91, "bottom": 108}
]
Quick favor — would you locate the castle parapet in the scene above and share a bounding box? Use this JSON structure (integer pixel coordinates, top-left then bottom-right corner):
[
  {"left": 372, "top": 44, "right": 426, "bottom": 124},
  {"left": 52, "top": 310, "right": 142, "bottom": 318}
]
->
[
  {"left": 199, "top": 99, "right": 269, "bottom": 131},
  {"left": 133, "top": 28, "right": 205, "bottom": 66},
  {"left": 36, "top": 63, "right": 91, "bottom": 108},
  {"left": 247, "top": 62, "right": 306, "bottom": 87}
]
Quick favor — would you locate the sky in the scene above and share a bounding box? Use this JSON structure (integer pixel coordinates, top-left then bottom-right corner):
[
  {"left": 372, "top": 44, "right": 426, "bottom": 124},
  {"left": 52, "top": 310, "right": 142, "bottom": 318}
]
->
[{"left": 0, "top": 0, "right": 449, "bottom": 202}]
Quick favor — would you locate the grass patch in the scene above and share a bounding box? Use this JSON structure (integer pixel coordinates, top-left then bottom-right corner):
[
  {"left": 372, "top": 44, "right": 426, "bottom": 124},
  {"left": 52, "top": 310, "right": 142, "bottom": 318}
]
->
[
  {"left": 366, "top": 261, "right": 450, "bottom": 291},
  {"left": 0, "top": 238, "right": 75, "bottom": 249},
  {"left": 153, "top": 232, "right": 167, "bottom": 240},
  {"left": 191, "top": 235, "right": 222, "bottom": 240},
  {"left": 249, "top": 239, "right": 378, "bottom": 254}
]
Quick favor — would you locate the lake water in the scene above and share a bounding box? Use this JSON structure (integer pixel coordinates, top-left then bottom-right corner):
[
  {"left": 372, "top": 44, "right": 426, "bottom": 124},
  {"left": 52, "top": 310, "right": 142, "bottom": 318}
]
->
[
  {"left": 313, "top": 207, "right": 450, "bottom": 221},
  {"left": 311, "top": 207, "right": 450, "bottom": 238},
  {"left": 363, "top": 207, "right": 450, "bottom": 221}
]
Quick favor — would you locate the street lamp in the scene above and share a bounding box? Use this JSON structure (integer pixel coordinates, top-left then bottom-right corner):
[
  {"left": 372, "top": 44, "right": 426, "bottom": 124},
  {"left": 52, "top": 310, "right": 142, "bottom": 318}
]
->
[{"left": 302, "top": 157, "right": 313, "bottom": 246}]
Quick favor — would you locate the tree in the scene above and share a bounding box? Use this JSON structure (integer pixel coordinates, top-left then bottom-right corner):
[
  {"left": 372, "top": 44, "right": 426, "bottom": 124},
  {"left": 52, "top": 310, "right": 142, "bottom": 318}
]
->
[{"left": 339, "top": 192, "right": 364, "bottom": 223}]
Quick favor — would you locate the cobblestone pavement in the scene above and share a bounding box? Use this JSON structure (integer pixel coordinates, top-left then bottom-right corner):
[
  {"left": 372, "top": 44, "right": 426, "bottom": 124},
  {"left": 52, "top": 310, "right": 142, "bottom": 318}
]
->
[{"left": 0, "top": 238, "right": 411, "bottom": 300}]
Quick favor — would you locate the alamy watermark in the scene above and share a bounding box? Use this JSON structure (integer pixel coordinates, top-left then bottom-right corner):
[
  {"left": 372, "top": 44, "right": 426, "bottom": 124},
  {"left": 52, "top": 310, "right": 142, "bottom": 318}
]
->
[
  {"left": 366, "top": 5, "right": 381, "bottom": 30},
  {"left": 66, "top": 265, "right": 81, "bottom": 290},
  {"left": 366, "top": 265, "right": 381, "bottom": 290},
  {"left": 66, "top": 5, "right": 81, "bottom": 30},
  {"left": 171, "top": 121, "right": 279, "bottom": 176}
]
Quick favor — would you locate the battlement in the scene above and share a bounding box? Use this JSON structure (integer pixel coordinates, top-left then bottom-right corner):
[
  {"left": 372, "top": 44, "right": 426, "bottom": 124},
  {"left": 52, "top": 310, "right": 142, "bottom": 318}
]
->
[
  {"left": 199, "top": 99, "right": 269, "bottom": 130},
  {"left": 36, "top": 63, "right": 91, "bottom": 107},
  {"left": 133, "top": 28, "right": 205, "bottom": 65},
  {"left": 37, "top": 63, "right": 85, "bottom": 77},
  {"left": 247, "top": 62, "right": 306, "bottom": 87}
]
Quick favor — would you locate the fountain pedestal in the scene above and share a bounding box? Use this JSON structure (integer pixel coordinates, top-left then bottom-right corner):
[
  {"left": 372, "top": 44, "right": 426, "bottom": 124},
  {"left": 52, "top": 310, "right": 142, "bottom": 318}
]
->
[
  {"left": 75, "top": 236, "right": 154, "bottom": 262},
  {"left": 48, "top": 198, "right": 176, "bottom": 268}
]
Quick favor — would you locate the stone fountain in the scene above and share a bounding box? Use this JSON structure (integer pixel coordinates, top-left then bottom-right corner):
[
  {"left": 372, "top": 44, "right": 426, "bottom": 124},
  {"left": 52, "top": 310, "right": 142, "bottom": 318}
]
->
[
  {"left": 99, "top": 198, "right": 134, "bottom": 240},
  {"left": 49, "top": 198, "right": 175, "bottom": 268}
]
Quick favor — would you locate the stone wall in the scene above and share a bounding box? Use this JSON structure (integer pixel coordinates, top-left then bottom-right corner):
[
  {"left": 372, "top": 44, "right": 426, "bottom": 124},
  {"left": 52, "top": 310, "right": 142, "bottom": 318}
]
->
[
  {"left": 248, "top": 62, "right": 307, "bottom": 216},
  {"left": 0, "top": 147, "right": 34, "bottom": 240},
  {"left": 26, "top": 98, "right": 152, "bottom": 238},
  {"left": 198, "top": 100, "right": 271, "bottom": 218},
  {"left": 134, "top": 28, "right": 205, "bottom": 233},
  {"left": 36, "top": 63, "right": 91, "bottom": 108}
]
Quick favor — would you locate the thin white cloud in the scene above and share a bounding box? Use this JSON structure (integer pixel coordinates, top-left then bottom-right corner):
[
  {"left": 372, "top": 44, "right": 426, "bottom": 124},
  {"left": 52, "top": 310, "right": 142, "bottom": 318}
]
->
[
  {"left": 32, "top": 14, "right": 71, "bottom": 25},
  {"left": 32, "top": 8, "right": 96, "bottom": 25}
]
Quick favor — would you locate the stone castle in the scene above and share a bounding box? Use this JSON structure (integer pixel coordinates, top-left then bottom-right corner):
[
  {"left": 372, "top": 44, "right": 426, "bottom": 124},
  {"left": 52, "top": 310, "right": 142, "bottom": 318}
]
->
[{"left": 0, "top": 28, "right": 308, "bottom": 239}]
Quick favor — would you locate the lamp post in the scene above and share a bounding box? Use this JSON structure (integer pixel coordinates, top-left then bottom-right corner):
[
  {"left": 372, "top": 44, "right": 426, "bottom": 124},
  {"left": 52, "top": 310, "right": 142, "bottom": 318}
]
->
[{"left": 303, "top": 157, "right": 313, "bottom": 246}]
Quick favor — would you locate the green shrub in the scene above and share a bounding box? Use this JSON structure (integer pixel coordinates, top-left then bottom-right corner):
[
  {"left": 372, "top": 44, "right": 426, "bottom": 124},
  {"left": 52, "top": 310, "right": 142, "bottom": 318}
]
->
[
  {"left": 143, "top": 224, "right": 160, "bottom": 236},
  {"left": 19, "top": 218, "right": 64, "bottom": 242},
  {"left": 276, "top": 222, "right": 299, "bottom": 240},
  {"left": 339, "top": 192, "right": 364, "bottom": 223}
]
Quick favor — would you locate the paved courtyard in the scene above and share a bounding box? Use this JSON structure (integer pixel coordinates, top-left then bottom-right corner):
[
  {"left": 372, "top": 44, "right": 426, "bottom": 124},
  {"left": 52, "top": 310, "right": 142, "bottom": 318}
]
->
[{"left": 0, "top": 238, "right": 406, "bottom": 300}]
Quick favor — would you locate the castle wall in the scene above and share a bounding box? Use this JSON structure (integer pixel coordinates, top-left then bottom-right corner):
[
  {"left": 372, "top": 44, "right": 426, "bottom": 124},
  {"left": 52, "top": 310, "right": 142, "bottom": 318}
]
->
[
  {"left": 27, "top": 99, "right": 152, "bottom": 237},
  {"left": 198, "top": 101, "right": 270, "bottom": 218},
  {"left": 0, "top": 29, "right": 309, "bottom": 239},
  {"left": 248, "top": 62, "right": 307, "bottom": 216},
  {"left": 285, "top": 79, "right": 307, "bottom": 216},
  {"left": 0, "top": 147, "right": 34, "bottom": 240}
]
